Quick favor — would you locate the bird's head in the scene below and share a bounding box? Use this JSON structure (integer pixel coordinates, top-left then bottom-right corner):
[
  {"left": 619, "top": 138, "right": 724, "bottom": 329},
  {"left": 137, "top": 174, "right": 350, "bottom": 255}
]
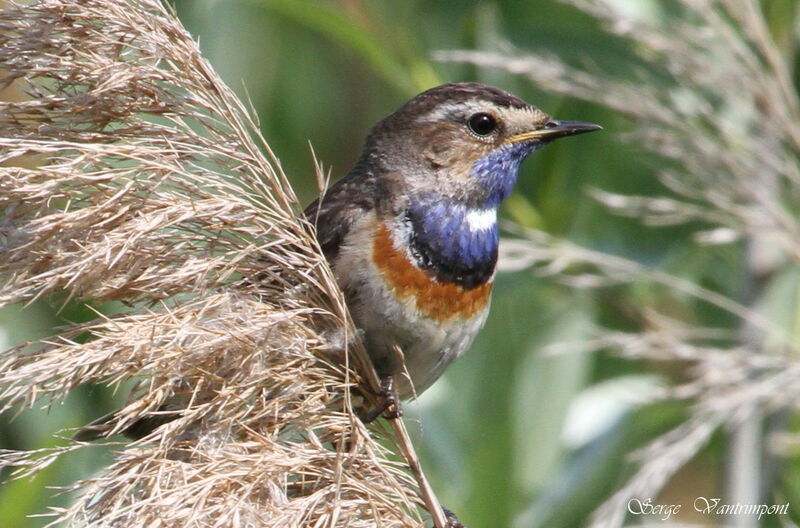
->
[{"left": 361, "top": 82, "right": 601, "bottom": 208}]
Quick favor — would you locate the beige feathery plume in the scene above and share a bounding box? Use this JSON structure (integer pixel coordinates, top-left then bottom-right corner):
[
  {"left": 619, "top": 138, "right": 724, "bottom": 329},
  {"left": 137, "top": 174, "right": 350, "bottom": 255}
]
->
[{"left": 0, "top": 1, "right": 441, "bottom": 526}]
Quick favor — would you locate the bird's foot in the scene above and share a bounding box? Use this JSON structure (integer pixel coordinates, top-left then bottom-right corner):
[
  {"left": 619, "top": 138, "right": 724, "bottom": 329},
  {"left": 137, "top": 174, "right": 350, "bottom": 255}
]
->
[
  {"left": 360, "top": 375, "right": 403, "bottom": 423},
  {"left": 443, "top": 507, "right": 466, "bottom": 528}
]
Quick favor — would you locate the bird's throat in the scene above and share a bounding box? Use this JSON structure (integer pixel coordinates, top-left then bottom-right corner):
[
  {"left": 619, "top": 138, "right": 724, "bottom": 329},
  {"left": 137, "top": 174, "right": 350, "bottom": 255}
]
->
[{"left": 471, "top": 141, "right": 538, "bottom": 207}]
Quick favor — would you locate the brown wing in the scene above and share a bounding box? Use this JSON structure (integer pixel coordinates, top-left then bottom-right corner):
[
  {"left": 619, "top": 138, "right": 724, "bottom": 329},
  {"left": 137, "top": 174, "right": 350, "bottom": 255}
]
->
[{"left": 304, "top": 164, "right": 378, "bottom": 262}]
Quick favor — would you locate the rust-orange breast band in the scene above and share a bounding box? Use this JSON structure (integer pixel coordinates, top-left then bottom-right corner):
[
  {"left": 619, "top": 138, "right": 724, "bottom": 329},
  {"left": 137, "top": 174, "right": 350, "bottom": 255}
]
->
[{"left": 372, "top": 222, "right": 492, "bottom": 322}]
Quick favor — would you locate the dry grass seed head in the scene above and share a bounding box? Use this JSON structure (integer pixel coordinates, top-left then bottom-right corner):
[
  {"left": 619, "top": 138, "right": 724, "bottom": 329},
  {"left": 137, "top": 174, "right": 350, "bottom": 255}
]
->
[{"left": 0, "top": 0, "right": 426, "bottom": 526}]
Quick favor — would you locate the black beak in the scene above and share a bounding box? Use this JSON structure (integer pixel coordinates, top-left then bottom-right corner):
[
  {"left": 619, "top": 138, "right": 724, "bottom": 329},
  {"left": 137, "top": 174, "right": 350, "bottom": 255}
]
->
[
  {"left": 543, "top": 120, "right": 603, "bottom": 139},
  {"left": 508, "top": 120, "right": 603, "bottom": 143}
]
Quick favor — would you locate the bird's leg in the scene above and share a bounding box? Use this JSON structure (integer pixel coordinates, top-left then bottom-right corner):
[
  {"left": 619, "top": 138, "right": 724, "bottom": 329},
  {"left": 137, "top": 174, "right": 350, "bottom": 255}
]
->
[{"left": 360, "top": 374, "right": 403, "bottom": 423}]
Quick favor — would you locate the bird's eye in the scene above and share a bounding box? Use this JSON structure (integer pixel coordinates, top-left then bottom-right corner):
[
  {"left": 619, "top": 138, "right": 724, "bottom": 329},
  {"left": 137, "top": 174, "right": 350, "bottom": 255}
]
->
[{"left": 467, "top": 113, "right": 497, "bottom": 136}]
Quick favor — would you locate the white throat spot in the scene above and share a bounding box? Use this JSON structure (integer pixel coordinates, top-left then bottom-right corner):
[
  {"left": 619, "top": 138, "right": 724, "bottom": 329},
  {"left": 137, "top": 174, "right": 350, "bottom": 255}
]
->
[{"left": 465, "top": 208, "right": 497, "bottom": 232}]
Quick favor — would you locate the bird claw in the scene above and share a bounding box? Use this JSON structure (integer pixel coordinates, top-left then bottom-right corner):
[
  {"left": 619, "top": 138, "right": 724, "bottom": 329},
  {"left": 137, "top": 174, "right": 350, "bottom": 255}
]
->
[
  {"left": 360, "top": 375, "right": 403, "bottom": 423},
  {"left": 443, "top": 507, "right": 466, "bottom": 528}
]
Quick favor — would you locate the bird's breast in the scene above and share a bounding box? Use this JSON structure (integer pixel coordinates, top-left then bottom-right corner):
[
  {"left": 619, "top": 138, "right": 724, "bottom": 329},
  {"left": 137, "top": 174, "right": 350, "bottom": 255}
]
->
[{"left": 372, "top": 221, "right": 493, "bottom": 323}]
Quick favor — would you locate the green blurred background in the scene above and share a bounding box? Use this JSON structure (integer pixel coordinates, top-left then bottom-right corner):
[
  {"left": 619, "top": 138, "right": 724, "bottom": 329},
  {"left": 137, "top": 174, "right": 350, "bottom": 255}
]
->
[{"left": 2, "top": 1, "right": 798, "bottom": 526}]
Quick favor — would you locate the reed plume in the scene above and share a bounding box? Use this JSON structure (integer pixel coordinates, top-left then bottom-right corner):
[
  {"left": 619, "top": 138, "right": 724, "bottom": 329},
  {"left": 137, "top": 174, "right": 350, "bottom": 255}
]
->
[{"left": 0, "top": 0, "right": 432, "bottom": 526}]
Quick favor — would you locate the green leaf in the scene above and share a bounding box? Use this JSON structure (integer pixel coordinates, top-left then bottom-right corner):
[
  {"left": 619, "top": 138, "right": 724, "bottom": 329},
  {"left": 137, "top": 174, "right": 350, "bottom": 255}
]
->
[{"left": 244, "top": 0, "right": 439, "bottom": 94}]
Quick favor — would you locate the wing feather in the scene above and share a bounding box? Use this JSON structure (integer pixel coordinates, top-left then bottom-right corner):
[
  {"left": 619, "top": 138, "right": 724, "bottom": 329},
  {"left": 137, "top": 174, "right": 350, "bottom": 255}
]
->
[{"left": 304, "top": 164, "right": 377, "bottom": 262}]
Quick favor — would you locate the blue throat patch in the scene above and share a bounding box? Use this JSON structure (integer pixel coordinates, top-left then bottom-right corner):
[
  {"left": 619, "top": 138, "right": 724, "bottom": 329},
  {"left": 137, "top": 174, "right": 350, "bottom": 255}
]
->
[
  {"left": 407, "top": 197, "right": 499, "bottom": 288},
  {"left": 409, "top": 199, "right": 498, "bottom": 264},
  {"left": 405, "top": 141, "right": 537, "bottom": 288}
]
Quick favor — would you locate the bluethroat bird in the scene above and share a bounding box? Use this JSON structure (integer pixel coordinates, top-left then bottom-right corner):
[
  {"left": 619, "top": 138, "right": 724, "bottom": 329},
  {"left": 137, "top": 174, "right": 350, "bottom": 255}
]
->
[
  {"left": 306, "top": 82, "right": 601, "bottom": 411},
  {"left": 76, "top": 82, "right": 599, "bottom": 440}
]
